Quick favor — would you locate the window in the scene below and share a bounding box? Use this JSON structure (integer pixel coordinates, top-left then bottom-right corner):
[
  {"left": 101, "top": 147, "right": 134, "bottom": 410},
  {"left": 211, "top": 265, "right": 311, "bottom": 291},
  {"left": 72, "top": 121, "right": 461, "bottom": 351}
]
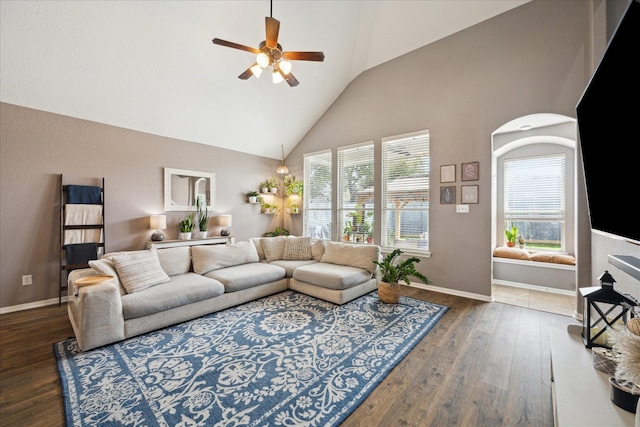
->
[
  {"left": 381, "top": 131, "right": 430, "bottom": 251},
  {"left": 303, "top": 150, "right": 332, "bottom": 239},
  {"left": 503, "top": 154, "right": 566, "bottom": 251},
  {"left": 338, "top": 142, "right": 374, "bottom": 244}
]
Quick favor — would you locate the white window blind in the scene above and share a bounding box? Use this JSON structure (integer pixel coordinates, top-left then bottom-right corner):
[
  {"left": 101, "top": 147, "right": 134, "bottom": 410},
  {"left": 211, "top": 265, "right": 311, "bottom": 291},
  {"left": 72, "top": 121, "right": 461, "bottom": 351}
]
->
[
  {"left": 338, "top": 142, "right": 374, "bottom": 244},
  {"left": 303, "top": 150, "right": 332, "bottom": 239},
  {"left": 503, "top": 153, "right": 565, "bottom": 249},
  {"left": 381, "top": 130, "right": 430, "bottom": 251}
]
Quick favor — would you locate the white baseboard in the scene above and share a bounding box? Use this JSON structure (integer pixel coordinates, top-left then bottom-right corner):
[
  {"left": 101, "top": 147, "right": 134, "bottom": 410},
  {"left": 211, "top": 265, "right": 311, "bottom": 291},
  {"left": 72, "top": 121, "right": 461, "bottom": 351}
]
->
[
  {"left": 492, "top": 279, "right": 575, "bottom": 296},
  {"left": 408, "top": 283, "right": 492, "bottom": 302},
  {"left": 0, "top": 296, "right": 67, "bottom": 314}
]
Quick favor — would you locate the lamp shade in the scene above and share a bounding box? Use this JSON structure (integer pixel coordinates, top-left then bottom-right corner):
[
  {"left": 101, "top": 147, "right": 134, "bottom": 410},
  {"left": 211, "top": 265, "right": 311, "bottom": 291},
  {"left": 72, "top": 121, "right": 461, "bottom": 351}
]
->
[
  {"left": 150, "top": 215, "right": 166, "bottom": 230},
  {"left": 218, "top": 215, "right": 232, "bottom": 227}
]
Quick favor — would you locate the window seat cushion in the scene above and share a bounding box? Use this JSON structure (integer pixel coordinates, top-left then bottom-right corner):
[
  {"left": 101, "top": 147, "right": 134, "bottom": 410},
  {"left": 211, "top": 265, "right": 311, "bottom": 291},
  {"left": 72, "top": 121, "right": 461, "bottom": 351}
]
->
[{"left": 493, "top": 247, "right": 575, "bottom": 265}]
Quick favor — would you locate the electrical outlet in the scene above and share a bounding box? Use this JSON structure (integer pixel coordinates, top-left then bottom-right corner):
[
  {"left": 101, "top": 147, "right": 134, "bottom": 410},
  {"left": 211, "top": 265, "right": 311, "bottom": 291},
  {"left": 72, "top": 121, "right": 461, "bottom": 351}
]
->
[
  {"left": 22, "top": 275, "right": 32, "bottom": 286},
  {"left": 456, "top": 204, "right": 470, "bottom": 213}
]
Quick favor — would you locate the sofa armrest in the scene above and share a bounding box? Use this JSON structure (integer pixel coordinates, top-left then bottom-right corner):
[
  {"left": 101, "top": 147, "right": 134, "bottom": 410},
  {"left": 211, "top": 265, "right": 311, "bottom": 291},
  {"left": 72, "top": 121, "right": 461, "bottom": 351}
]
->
[{"left": 68, "top": 278, "right": 125, "bottom": 351}]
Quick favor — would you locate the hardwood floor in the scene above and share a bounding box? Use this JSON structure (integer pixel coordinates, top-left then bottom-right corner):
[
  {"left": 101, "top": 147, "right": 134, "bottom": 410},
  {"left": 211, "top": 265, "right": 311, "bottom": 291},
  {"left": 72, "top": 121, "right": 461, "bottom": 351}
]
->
[{"left": 0, "top": 288, "right": 577, "bottom": 426}]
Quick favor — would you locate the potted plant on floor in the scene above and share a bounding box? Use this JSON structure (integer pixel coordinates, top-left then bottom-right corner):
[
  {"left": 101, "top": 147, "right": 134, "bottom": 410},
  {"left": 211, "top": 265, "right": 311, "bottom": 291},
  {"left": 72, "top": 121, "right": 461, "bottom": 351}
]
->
[
  {"left": 373, "top": 249, "right": 431, "bottom": 303},
  {"left": 196, "top": 196, "right": 209, "bottom": 238},
  {"left": 178, "top": 214, "right": 195, "bottom": 240}
]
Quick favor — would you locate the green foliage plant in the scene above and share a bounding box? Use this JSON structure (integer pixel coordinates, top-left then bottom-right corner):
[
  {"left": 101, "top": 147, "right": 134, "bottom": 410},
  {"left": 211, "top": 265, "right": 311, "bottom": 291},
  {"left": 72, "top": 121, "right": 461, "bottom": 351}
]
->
[
  {"left": 263, "top": 227, "right": 290, "bottom": 237},
  {"left": 178, "top": 214, "right": 195, "bottom": 233},
  {"left": 505, "top": 224, "right": 518, "bottom": 244},
  {"left": 196, "top": 197, "right": 208, "bottom": 231},
  {"left": 373, "top": 249, "right": 431, "bottom": 285}
]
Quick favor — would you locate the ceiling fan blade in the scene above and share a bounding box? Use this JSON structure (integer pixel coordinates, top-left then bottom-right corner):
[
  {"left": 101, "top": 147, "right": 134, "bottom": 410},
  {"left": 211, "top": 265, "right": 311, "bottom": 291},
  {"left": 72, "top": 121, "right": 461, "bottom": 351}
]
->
[
  {"left": 265, "top": 17, "right": 280, "bottom": 48},
  {"left": 282, "top": 51, "right": 325, "bottom": 62},
  {"left": 212, "top": 38, "right": 260, "bottom": 54},
  {"left": 282, "top": 70, "right": 299, "bottom": 87},
  {"left": 238, "top": 66, "right": 254, "bottom": 80}
]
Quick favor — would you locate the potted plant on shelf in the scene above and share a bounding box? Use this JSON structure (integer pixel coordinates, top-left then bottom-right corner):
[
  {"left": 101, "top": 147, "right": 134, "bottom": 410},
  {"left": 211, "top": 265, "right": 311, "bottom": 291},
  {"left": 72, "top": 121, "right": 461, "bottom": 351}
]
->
[
  {"left": 284, "top": 175, "right": 304, "bottom": 196},
  {"left": 196, "top": 196, "right": 209, "bottom": 238},
  {"left": 247, "top": 190, "right": 260, "bottom": 203},
  {"left": 259, "top": 180, "right": 270, "bottom": 193},
  {"left": 178, "top": 214, "right": 195, "bottom": 240},
  {"left": 267, "top": 177, "right": 279, "bottom": 193},
  {"left": 505, "top": 224, "right": 518, "bottom": 247},
  {"left": 287, "top": 199, "right": 300, "bottom": 214},
  {"left": 373, "top": 249, "right": 432, "bottom": 304}
]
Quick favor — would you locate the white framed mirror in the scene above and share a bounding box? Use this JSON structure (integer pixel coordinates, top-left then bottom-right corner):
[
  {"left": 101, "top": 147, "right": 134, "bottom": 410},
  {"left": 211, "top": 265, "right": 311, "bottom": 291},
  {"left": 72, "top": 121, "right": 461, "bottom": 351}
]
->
[{"left": 164, "top": 167, "right": 215, "bottom": 212}]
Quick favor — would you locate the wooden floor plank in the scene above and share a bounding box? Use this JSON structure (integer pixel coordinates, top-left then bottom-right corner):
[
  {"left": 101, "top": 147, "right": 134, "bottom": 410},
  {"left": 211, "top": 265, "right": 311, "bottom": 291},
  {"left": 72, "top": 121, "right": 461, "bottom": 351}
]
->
[{"left": 0, "top": 288, "right": 575, "bottom": 427}]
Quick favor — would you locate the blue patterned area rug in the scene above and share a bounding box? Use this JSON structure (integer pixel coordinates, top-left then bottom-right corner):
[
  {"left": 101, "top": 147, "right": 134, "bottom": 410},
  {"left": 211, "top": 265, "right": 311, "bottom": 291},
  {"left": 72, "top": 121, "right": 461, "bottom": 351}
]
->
[{"left": 54, "top": 290, "right": 448, "bottom": 426}]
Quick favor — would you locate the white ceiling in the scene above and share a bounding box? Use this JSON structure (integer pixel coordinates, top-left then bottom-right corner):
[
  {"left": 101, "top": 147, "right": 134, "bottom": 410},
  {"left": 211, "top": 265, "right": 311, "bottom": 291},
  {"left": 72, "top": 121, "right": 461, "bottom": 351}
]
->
[{"left": 0, "top": 1, "right": 529, "bottom": 160}]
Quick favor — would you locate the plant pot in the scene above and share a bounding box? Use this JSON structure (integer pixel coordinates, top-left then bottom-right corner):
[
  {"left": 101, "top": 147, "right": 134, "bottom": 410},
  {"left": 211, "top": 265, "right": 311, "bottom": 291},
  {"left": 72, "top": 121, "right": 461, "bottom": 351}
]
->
[
  {"left": 609, "top": 377, "right": 640, "bottom": 412},
  {"left": 270, "top": 187, "right": 278, "bottom": 193},
  {"left": 178, "top": 232, "right": 192, "bottom": 240},
  {"left": 248, "top": 196, "right": 257, "bottom": 203},
  {"left": 378, "top": 281, "right": 401, "bottom": 304},
  {"left": 506, "top": 242, "right": 515, "bottom": 247},
  {"left": 198, "top": 230, "right": 208, "bottom": 239},
  {"left": 261, "top": 187, "right": 269, "bottom": 193}
]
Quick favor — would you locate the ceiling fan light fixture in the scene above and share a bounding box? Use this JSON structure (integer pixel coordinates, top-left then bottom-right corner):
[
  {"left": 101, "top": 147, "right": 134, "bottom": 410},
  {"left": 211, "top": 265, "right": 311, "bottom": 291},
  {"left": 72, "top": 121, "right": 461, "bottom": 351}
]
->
[
  {"left": 272, "top": 70, "right": 284, "bottom": 84},
  {"left": 256, "top": 52, "right": 270, "bottom": 68},
  {"left": 250, "top": 64, "right": 263, "bottom": 78},
  {"left": 279, "top": 60, "right": 292, "bottom": 75}
]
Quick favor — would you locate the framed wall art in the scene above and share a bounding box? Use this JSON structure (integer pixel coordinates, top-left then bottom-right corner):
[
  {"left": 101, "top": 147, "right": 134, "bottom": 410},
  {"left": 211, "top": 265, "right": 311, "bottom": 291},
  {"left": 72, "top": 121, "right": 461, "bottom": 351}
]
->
[
  {"left": 461, "top": 185, "right": 479, "bottom": 204},
  {"left": 440, "top": 164, "right": 456, "bottom": 183},
  {"left": 461, "top": 161, "right": 479, "bottom": 181},
  {"left": 440, "top": 186, "right": 456, "bottom": 204}
]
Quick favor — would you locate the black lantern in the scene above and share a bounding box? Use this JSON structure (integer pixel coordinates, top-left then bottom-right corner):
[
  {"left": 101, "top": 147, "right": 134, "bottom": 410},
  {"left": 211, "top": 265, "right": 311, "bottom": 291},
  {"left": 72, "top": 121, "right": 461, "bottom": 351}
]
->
[{"left": 581, "top": 270, "right": 637, "bottom": 348}]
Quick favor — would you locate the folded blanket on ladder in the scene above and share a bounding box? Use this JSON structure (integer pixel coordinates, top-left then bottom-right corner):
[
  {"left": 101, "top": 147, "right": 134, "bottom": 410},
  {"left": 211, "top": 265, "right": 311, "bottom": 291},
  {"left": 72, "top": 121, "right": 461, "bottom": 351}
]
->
[
  {"left": 66, "top": 185, "right": 102, "bottom": 204},
  {"left": 64, "top": 204, "right": 103, "bottom": 245},
  {"left": 65, "top": 243, "right": 98, "bottom": 265}
]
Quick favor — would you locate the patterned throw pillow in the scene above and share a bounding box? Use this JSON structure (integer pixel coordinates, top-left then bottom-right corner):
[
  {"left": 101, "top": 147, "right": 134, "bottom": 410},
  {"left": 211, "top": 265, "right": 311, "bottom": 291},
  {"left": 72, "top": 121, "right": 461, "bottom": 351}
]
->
[
  {"left": 283, "top": 237, "right": 312, "bottom": 260},
  {"left": 261, "top": 236, "right": 287, "bottom": 262},
  {"left": 112, "top": 250, "right": 170, "bottom": 293}
]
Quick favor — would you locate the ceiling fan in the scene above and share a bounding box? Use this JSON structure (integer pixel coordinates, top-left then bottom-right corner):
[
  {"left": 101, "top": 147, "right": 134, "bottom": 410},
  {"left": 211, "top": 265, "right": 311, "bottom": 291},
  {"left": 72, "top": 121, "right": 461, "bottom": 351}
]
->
[{"left": 212, "top": 0, "right": 324, "bottom": 87}]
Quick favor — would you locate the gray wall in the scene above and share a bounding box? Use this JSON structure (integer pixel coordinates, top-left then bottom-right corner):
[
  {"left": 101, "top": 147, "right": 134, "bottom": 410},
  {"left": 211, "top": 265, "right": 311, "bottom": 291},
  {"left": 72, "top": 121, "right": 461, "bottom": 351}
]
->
[
  {"left": 286, "top": 0, "right": 594, "bottom": 299},
  {"left": 3, "top": 0, "right": 637, "bottom": 310},
  {"left": 0, "top": 104, "right": 282, "bottom": 309}
]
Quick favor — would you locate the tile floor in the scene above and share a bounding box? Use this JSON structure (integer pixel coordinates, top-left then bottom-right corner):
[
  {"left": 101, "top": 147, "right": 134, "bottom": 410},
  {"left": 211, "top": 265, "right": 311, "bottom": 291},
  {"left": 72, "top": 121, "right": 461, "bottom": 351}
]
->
[{"left": 492, "top": 283, "right": 576, "bottom": 317}]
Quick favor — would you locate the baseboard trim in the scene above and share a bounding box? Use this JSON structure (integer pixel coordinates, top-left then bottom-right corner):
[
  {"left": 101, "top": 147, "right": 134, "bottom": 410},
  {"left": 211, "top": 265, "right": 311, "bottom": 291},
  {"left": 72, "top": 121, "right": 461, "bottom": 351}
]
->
[
  {"left": 0, "top": 297, "right": 67, "bottom": 314},
  {"left": 492, "top": 280, "right": 576, "bottom": 296},
  {"left": 408, "top": 283, "right": 492, "bottom": 302}
]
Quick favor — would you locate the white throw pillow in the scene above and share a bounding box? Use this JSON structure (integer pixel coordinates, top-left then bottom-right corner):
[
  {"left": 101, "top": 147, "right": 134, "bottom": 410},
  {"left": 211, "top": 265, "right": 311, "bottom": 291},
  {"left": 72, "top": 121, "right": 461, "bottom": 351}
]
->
[
  {"left": 88, "top": 258, "right": 126, "bottom": 295},
  {"left": 261, "top": 236, "right": 287, "bottom": 262},
  {"left": 156, "top": 246, "right": 192, "bottom": 276},
  {"left": 311, "top": 239, "right": 326, "bottom": 261},
  {"left": 283, "top": 237, "right": 312, "bottom": 260},
  {"left": 112, "top": 250, "right": 170, "bottom": 293},
  {"left": 321, "top": 241, "right": 380, "bottom": 273},
  {"left": 191, "top": 241, "right": 259, "bottom": 274}
]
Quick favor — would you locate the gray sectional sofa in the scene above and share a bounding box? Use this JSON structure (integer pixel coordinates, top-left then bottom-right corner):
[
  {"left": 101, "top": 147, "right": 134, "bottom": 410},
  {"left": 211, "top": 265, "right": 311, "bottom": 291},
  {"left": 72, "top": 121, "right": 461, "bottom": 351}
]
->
[{"left": 67, "top": 236, "right": 381, "bottom": 351}]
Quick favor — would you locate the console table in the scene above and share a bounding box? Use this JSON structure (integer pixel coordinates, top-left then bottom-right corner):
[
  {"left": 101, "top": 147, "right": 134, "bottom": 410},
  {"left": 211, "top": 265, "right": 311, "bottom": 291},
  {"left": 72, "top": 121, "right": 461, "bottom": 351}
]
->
[
  {"left": 146, "top": 236, "right": 234, "bottom": 250},
  {"left": 550, "top": 327, "right": 635, "bottom": 426}
]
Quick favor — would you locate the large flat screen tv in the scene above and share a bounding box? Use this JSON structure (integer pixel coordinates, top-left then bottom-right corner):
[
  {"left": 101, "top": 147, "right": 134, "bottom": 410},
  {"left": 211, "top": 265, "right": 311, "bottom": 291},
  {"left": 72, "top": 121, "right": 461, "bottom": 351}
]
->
[{"left": 576, "top": 0, "right": 640, "bottom": 245}]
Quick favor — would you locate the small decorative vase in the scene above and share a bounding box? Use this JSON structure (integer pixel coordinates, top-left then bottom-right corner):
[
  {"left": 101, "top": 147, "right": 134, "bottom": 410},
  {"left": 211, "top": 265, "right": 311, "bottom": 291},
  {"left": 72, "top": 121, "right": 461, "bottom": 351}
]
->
[
  {"left": 179, "top": 232, "right": 192, "bottom": 240},
  {"left": 378, "top": 281, "right": 400, "bottom": 304}
]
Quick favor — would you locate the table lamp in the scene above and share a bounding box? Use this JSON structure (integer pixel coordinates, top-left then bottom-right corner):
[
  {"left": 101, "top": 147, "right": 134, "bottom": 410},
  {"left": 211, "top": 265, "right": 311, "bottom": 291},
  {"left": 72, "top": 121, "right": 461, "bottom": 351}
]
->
[
  {"left": 218, "top": 215, "right": 232, "bottom": 236},
  {"left": 150, "top": 214, "right": 166, "bottom": 241}
]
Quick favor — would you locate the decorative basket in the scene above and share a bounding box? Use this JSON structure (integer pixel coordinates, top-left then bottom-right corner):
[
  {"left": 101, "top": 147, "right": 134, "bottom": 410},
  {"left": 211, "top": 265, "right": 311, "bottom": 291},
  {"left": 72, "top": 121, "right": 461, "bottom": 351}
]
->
[
  {"left": 592, "top": 347, "right": 617, "bottom": 375},
  {"left": 378, "top": 281, "right": 400, "bottom": 304}
]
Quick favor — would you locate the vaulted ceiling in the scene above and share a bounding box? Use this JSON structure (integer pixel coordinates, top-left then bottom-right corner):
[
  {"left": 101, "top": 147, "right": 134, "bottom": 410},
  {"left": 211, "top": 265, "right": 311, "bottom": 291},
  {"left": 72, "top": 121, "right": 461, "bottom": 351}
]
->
[{"left": 0, "top": 1, "right": 529, "bottom": 160}]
